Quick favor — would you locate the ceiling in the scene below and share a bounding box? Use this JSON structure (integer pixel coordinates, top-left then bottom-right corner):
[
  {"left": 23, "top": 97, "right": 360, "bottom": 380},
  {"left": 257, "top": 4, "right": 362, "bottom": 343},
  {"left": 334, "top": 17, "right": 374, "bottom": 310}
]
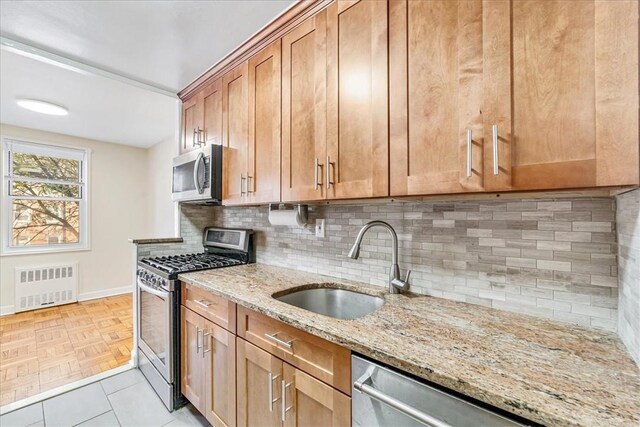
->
[{"left": 0, "top": 0, "right": 295, "bottom": 147}]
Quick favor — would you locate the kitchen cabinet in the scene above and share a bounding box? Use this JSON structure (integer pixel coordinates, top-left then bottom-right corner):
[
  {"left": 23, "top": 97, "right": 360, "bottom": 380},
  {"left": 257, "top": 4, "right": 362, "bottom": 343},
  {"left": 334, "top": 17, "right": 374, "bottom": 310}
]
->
[
  {"left": 389, "top": 0, "right": 485, "bottom": 195},
  {"left": 326, "top": 0, "right": 389, "bottom": 199},
  {"left": 222, "top": 61, "right": 249, "bottom": 205},
  {"left": 281, "top": 10, "right": 328, "bottom": 202},
  {"left": 390, "top": 0, "right": 638, "bottom": 195},
  {"left": 180, "top": 79, "right": 223, "bottom": 153},
  {"left": 181, "top": 306, "right": 206, "bottom": 412},
  {"left": 181, "top": 305, "right": 236, "bottom": 427},
  {"left": 236, "top": 338, "right": 284, "bottom": 427},
  {"left": 483, "top": 0, "right": 639, "bottom": 191},
  {"left": 248, "top": 40, "right": 282, "bottom": 204},
  {"left": 237, "top": 339, "right": 351, "bottom": 427}
]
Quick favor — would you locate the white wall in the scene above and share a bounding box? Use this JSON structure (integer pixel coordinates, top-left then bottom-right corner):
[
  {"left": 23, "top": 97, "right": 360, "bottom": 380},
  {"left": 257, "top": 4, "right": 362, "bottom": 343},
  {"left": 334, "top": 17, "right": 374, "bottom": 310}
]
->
[
  {"left": 0, "top": 124, "right": 150, "bottom": 313},
  {"left": 145, "top": 135, "right": 176, "bottom": 237}
]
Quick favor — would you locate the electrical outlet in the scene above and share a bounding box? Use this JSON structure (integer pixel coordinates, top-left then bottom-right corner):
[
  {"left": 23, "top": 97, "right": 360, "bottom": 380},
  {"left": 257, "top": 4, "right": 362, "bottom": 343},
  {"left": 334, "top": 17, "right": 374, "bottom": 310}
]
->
[{"left": 315, "top": 219, "right": 325, "bottom": 238}]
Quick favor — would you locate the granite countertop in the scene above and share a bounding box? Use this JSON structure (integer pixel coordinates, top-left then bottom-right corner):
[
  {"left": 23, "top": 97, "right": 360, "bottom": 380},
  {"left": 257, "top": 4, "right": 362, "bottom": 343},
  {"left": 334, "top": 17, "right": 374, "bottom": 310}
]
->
[
  {"left": 179, "top": 264, "right": 640, "bottom": 427},
  {"left": 128, "top": 237, "right": 184, "bottom": 244}
]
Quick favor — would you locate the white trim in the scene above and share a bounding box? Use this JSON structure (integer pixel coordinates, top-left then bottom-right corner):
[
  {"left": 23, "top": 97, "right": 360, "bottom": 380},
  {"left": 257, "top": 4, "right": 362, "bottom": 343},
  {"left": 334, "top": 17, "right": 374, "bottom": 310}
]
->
[
  {"left": 0, "top": 36, "right": 178, "bottom": 99},
  {"left": 0, "top": 362, "right": 134, "bottom": 415},
  {"left": 1, "top": 137, "right": 91, "bottom": 255},
  {"left": 0, "top": 305, "right": 15, "bottom": 316},
  {"left": 78, "top": 286, "right": 132, "bottom": 302}
]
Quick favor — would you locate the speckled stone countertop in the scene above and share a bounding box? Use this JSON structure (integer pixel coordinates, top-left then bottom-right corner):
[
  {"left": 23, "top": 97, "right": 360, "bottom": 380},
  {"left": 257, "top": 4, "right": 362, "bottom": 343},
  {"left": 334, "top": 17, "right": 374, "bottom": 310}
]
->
[
  {"left": 128, "top": 237, "right": 184, "bottom": 244},
  {"left": 179, "top": 264, "right": 640, "bottom": 427}
]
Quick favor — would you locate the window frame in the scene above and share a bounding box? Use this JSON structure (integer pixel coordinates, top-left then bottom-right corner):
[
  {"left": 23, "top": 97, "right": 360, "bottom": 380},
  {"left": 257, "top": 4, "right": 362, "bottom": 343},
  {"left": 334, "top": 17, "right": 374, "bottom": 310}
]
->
[{"left": 1, "top": 137, "right": 91, "bottom": 256}]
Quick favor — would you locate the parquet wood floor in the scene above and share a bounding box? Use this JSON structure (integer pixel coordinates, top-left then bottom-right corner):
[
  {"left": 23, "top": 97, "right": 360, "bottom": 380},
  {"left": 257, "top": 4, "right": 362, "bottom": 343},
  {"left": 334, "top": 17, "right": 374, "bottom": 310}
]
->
[{"left": 0, "top": 294, "right": 133, "bottom": 406}]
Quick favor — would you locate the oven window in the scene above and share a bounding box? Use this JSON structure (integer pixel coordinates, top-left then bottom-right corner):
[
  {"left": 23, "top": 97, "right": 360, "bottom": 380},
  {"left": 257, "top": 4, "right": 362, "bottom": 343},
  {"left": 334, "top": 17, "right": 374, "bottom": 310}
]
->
[
  {"left": 173, "top": 161, "right": 196, "bottom": 193},
  {"left": 140, "top": 290, "right": 168, "bottom": 364}
]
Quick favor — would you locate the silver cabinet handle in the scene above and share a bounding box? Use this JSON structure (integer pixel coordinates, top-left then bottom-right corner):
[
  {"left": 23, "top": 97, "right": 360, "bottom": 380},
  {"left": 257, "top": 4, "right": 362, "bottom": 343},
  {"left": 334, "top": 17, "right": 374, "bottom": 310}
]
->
[
  {"left": 240, "top": 173, "right": 246, "bottom": 196},
  {"left": 281, "top": 379, "right": 292, "bottom": 421},
  {"left": 268, "top": 373, "right": 280, "bottom": 412},
  {"left": 354, "top": 368, "right": 452, "bottom": 427},
  {"left": 246, "top": 172, "right": 253, "bottom": 194},
  {"left": 193, "top": 299, "right": 211, "bottom": 309},
  {"left": 195, "top": 326, "right": 201, "bottom": 354},
  {"left": 466, "top": 129, "right": 472, "bottom": 178},
  {"left": 314, "top": 158, "right": 323, "bottom": 190},
  {"left": 192, "top": 128, "right": 198, "bottom": 147},
  {"left": 264, "top": 332, "right": 293, "bottom": 349},
  {"left": 197, "top": 127, "right": 205, "bottom": 145},
  {"left": 202, "top": 330, "right": 211, "bottom": 356},
  {"left": 326, "top": 156, "right": 334, "bottom": 189},
  {"left": 492, "top": 124, "right": 499, "bottom": 175}
]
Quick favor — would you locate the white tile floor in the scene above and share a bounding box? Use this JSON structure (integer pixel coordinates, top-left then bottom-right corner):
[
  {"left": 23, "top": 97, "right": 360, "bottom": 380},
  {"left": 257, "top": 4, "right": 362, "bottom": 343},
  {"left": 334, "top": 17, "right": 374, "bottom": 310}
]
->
[{"left": 0, "top": 369, "right": 210, "bottom": 427}]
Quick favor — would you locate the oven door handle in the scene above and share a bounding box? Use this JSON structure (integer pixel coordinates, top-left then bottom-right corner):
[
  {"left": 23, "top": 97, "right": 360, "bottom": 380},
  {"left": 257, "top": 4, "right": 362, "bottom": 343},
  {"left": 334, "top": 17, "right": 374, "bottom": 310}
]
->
[{"left": 137, "top": 279, "right": 169, "bottom": 299}]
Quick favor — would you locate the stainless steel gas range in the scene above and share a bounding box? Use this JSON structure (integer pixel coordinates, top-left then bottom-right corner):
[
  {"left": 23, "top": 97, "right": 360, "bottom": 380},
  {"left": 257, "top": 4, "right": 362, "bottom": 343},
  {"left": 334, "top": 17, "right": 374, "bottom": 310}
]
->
[{"left": 136, "top": 227, "right": 254, "bottom": 411}]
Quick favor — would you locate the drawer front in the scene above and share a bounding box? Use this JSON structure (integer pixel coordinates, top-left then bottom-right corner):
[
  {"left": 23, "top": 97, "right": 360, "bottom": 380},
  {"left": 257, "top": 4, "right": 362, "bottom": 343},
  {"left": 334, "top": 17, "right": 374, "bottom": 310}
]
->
[
  {"left": 182, "top": 282, "right": 236, "bottom": 333},
  {"left": 237, "top": 306, "right": 351, "bottom": 395}
]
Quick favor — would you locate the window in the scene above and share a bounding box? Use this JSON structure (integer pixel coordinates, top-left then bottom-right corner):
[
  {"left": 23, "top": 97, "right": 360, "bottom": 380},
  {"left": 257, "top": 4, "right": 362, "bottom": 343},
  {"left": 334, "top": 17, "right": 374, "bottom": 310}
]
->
[{"left": 2, "top": 139, "right": 89, "bottom": 254}]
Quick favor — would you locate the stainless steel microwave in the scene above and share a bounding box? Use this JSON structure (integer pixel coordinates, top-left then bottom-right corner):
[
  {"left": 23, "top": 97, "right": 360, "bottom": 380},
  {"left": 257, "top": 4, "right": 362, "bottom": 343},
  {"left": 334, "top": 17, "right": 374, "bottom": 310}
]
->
[{"left": 172, "top": 144, "right": 222, "bottom": 203}]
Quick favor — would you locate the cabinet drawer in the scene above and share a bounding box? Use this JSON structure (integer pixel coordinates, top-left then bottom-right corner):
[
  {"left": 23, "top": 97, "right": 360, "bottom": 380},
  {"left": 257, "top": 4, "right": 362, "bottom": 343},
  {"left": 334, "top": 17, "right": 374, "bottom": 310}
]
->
[
  {"left": 237, "top": 306, "right": 351, "bottom": 395},
  {"left": 182, "top": 282, "right": 236, "bottom": 333}
]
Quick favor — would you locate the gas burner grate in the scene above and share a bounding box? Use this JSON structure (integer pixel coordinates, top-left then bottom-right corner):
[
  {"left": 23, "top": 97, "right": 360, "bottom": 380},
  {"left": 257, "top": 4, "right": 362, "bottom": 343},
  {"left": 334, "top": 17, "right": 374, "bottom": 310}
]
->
[{"left": 140, "top": 253, "right": 243, "bottom": 275}]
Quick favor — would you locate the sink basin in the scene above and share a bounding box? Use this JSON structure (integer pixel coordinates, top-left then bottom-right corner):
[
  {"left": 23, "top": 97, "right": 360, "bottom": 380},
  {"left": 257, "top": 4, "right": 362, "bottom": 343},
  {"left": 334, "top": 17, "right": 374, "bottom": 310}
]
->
[{"left": 274, "top": 286, "right": 384, "bottom": 320}]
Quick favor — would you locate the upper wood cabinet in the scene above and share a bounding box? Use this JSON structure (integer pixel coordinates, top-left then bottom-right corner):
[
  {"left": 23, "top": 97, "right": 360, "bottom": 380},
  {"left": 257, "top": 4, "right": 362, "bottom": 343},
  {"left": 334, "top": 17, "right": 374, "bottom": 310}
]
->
[
  {"left": 222, "top": 61, "right": 250, "bottom": 205},
  {"left": 326, "top": 0, "right": 389, "bottom": 199},
  {"left": 181, "top": 95, "right": 201, "bottom": 153},
  {"left": 483, "top": 0, "right": 639, "bottom": 191},
  {"left": 181, "top": 79, "right": 223, "bottom": 153},
  {"left": 248, "top": 40, "right": 282, "bottom": 204},
  {"left": 389, "top": 0, "right": 485, "bottom": 196},
  {"left": 282, "top": 10, "right": 328, "bottom": 202}
]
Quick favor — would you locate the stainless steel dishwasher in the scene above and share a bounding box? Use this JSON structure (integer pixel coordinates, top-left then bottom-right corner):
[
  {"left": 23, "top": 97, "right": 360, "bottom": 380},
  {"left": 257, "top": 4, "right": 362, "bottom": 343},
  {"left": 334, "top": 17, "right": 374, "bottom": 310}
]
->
[{"left": 352, "top": 355, "right": 529, "bottom": 427}]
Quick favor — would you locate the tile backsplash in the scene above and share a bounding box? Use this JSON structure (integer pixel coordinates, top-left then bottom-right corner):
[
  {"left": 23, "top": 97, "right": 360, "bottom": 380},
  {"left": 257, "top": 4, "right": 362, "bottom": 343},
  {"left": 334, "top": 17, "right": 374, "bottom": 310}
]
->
[
  {"left": 180, "top": 197, "right": 619, "bottom": 331},
  {"left": 616, "top": 189, "right": 640, "bottom": 365}
]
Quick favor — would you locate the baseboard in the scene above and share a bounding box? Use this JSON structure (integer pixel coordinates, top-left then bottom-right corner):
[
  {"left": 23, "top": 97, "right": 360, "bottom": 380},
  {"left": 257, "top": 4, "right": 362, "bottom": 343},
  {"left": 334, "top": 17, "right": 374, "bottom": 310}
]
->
[
  {"left": 77, "top": 285, "right": 132, "bottom": 302},
  {"left": 0, "top": 286, "right": 132, "bottom": 316},
  {"left": 0, "top": 305, "right": 15, "bottom": 316}
]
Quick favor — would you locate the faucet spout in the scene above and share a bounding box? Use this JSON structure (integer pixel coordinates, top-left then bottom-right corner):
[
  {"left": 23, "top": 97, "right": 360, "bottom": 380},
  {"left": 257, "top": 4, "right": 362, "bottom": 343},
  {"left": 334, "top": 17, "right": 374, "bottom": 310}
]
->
[{"left": 347, "top": 220, "right": 409, "bottom": 294}]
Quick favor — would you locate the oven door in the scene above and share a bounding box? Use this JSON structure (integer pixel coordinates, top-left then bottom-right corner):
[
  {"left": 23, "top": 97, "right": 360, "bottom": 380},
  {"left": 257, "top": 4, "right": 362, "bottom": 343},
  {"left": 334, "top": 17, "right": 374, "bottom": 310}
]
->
[
  {"left": 172, "top": 148, "right": 211, "bottom": 202},
  {"left": 138, "top": 279, "right": 174, "bottom": 383}
]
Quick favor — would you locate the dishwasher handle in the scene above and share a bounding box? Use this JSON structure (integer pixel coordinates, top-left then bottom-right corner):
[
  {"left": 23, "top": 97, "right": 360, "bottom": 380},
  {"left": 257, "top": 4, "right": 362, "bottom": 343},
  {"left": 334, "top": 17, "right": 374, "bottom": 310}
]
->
[{"left": 354, "top": 368, "right": 453, "bottom": 427}]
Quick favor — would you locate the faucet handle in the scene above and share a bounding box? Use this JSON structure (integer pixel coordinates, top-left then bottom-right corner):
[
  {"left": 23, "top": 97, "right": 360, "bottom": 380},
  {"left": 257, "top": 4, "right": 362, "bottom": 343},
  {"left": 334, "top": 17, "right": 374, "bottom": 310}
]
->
[{"left": 404, "top": 269, "right": 411, "bottom": 283}]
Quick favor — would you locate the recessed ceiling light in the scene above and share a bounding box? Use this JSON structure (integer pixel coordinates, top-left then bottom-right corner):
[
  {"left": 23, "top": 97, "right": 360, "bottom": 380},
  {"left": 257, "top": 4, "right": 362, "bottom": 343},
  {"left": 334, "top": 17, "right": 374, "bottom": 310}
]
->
[{"left": 16, "top": 99, "right": 68, "bottom": 116}]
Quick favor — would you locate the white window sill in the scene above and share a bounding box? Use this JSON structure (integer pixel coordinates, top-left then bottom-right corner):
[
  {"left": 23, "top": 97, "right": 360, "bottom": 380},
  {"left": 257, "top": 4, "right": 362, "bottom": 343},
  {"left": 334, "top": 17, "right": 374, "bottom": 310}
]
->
[{"left": 0, "top": 245, "right": 91, "bottom": 257}]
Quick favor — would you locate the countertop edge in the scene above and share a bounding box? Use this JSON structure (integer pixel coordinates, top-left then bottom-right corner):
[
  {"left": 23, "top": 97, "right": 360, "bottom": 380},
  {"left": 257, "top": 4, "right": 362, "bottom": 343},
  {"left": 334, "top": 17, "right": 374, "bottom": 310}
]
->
[{"left": 129, "top": 237, "right": 184, "bottom": 244}]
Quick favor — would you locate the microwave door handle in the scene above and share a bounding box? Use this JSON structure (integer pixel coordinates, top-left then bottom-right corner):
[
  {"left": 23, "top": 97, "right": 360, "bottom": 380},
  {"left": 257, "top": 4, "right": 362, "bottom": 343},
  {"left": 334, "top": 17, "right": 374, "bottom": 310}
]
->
[{"left": 194, "top": 152, "right": 205, "bottom": 194}]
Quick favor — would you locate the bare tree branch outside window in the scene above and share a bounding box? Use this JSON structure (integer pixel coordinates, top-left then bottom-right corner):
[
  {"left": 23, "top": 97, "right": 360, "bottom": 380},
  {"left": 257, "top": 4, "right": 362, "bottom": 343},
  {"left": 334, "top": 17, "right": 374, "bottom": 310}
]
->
[{"left": 10, "top": 152, "right": 82, "bottom": 247}]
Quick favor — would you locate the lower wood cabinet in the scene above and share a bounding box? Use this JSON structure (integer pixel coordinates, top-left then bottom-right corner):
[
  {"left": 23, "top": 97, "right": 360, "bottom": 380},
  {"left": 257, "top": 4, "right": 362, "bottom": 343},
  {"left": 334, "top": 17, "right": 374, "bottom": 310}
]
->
[
  {"left": 181, "top": 306, "right": 236, "bottom": 427},
  {"left": 237, "top": 338, "right": 351, "bottom": 427}
]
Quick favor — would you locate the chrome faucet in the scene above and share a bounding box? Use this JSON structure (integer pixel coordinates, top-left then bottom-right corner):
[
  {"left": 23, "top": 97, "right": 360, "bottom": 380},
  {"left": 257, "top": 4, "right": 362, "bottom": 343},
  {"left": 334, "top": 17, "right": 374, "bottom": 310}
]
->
[{"left": 348, "top": 220, "right": 411, "bottom": 294}]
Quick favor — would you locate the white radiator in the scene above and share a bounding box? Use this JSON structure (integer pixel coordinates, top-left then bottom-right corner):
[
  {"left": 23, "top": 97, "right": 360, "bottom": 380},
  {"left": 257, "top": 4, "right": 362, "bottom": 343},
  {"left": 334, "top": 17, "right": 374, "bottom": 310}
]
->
[{"left": 14, "top": 263, "right": 78, "bottom": 312}]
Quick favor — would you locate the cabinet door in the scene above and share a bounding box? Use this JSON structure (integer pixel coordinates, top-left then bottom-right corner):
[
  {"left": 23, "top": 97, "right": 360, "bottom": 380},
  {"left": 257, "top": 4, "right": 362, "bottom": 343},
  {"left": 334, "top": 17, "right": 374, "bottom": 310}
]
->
[
  {"left": 222, "top": 62, "right": 250, "bottom": 205},
  {"left": 203, "top": 79, "right": 223, "bottom": 146},
  {"left": 484, "top": 0, "right": 639, "bottom": 191},
  {"left": 182, "top": 95, "right": 201, "bottom": 153},
  {"left": 282, "top": 364, "right": 351, "bottom": 427},
  {"left": 326, "top": 0, "right": 388, "bottom": 199},
  {"left": 237, "top": 339, "right": 283, "bottom": 427},
  {"left": 390, "top": 0, "right": 484, "bottom": 196},
  {"left": 203, "top": 320, "right": 236, "bottom": 427},
  {"left": 282, "top": 10, "right": 328, "bottom": 202},
  {"left": 181, "top": 307, "right": 205, "bottom": 413},
  {"left": 248, "top": 40, "right": 282, "bottom": 204}
]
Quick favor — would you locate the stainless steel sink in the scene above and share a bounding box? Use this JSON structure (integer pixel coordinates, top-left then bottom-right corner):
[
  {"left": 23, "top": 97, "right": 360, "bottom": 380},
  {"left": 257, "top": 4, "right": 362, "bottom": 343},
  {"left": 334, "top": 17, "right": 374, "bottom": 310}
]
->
[{"left": 274, "top": 286, "right": 384, "bottom": 320}]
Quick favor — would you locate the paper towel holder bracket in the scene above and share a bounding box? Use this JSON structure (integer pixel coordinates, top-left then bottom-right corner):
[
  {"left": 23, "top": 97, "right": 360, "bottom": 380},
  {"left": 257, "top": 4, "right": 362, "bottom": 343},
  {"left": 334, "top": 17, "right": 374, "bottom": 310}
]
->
[{"left": 268, "top": 203, "right": 308, "bottom": 226}]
